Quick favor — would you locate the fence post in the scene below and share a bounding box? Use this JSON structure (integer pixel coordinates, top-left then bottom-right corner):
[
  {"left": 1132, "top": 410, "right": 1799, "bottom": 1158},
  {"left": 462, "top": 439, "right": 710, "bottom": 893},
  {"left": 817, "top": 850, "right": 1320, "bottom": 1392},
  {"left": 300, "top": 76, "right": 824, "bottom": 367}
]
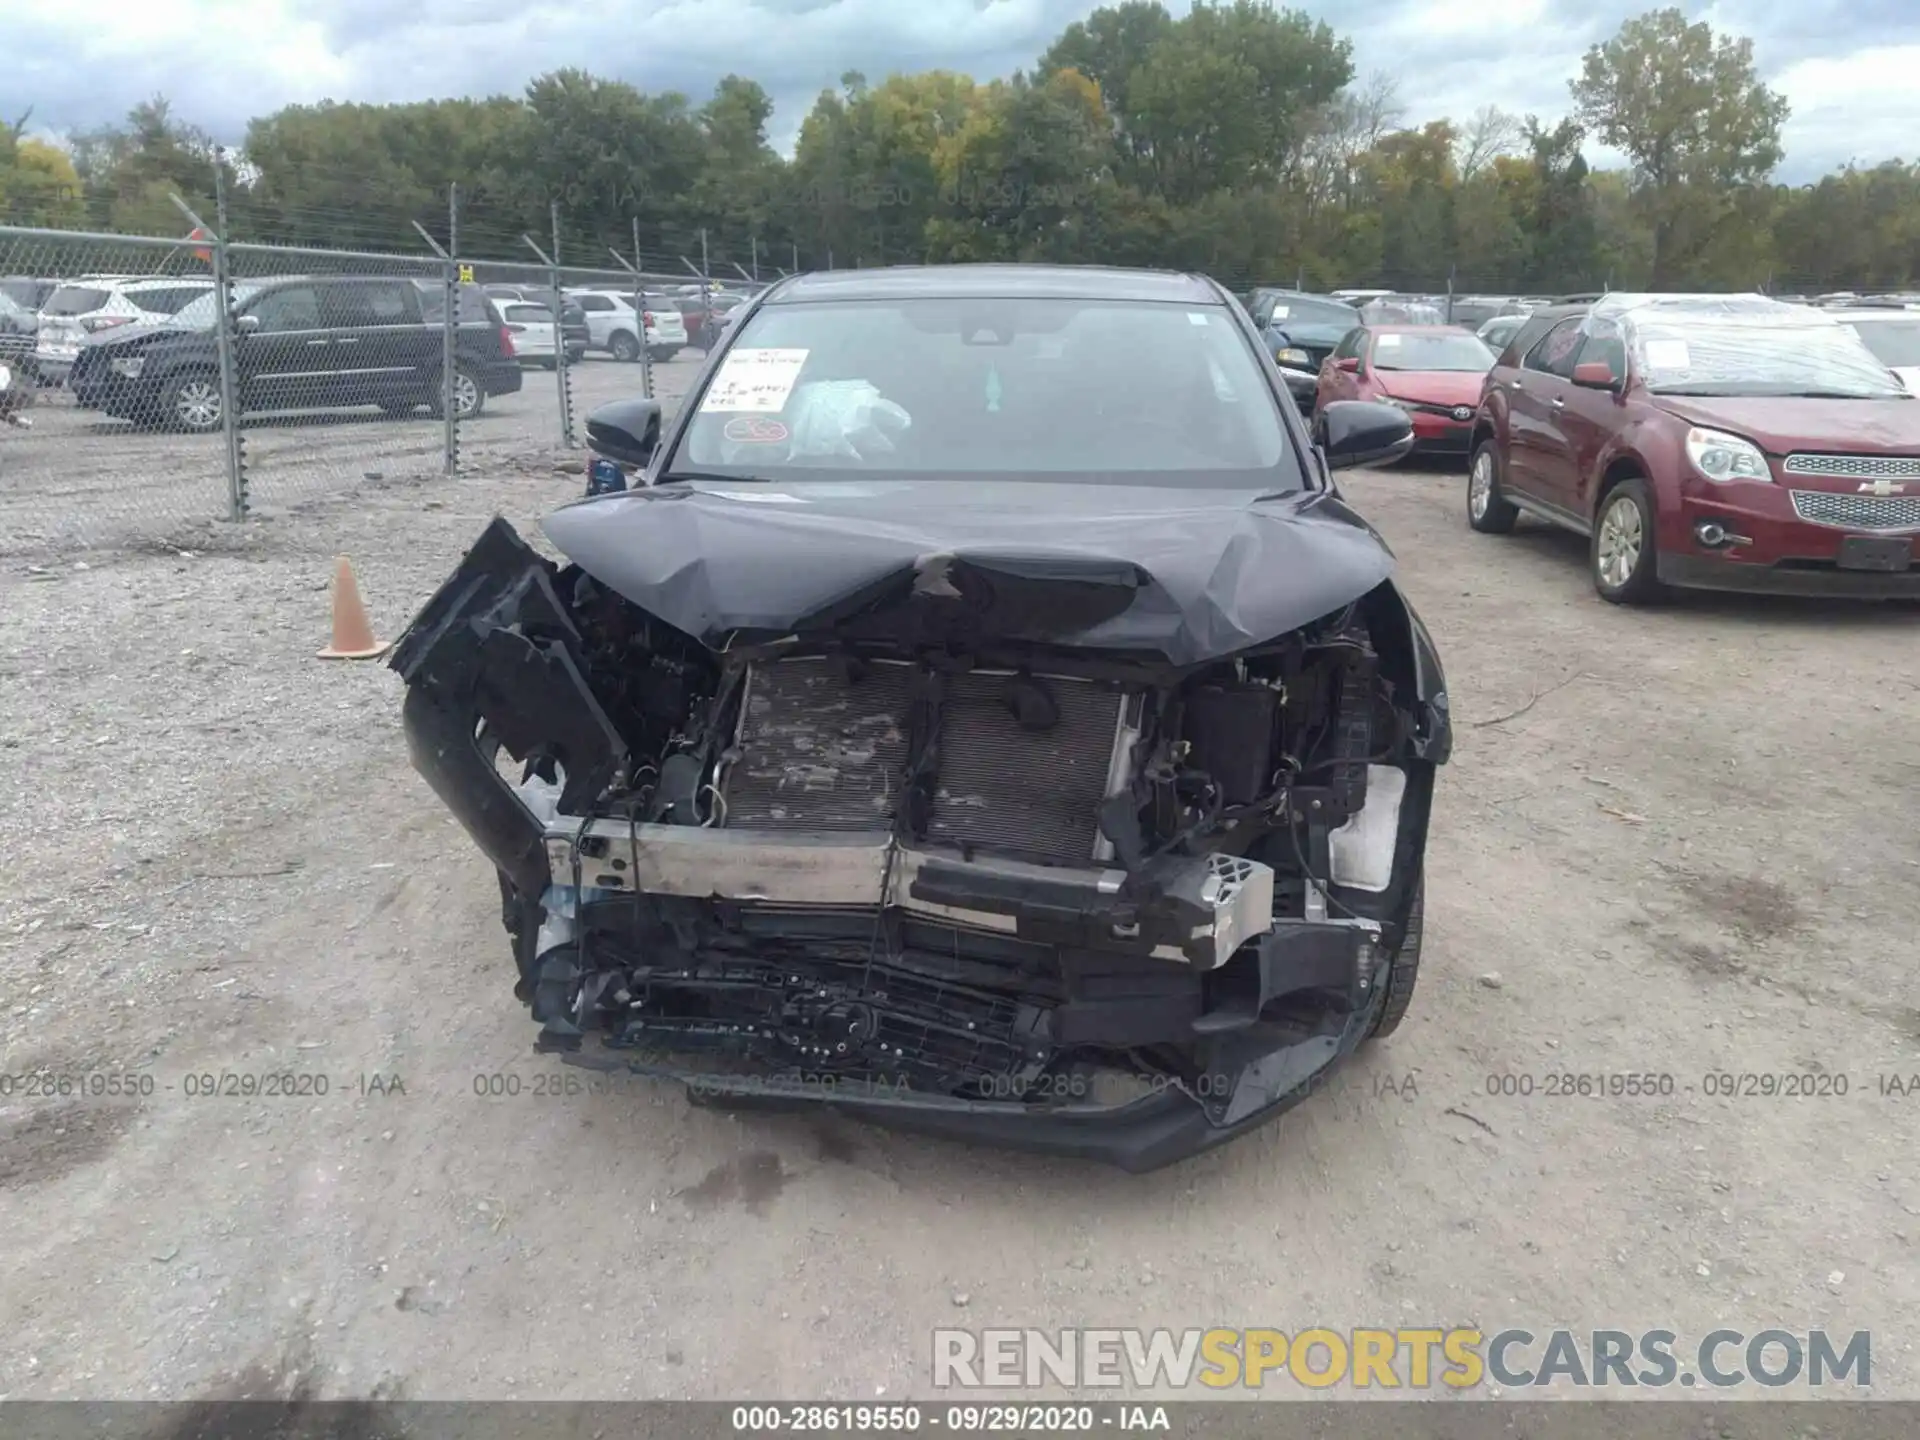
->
[
  {"left": 550, "top": 200, "right": 574, "bottom": 448},
  {"left": 521, "top": 223, "right": 573, "bottom": 449},
  {"left": 172, "top": 166, "right": 244, "bottom": 522},
  {"left": 410, "top": 189, "right": 460, "bottom": 476},
  {"left": 443, "top": 184, "right": 459, "bottom": 473},
  {"left": 614, "top": 219, "right": 653, "bottom": 402}
]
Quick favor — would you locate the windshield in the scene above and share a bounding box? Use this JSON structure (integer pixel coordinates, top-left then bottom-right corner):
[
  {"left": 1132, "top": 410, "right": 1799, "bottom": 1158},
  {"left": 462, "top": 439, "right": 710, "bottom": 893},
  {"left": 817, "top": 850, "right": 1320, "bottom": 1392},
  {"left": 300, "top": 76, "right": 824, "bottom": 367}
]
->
[
  {"left": 1259, "top": 294, "right": 1358, "bottom": 329},
  {"left": 504, "top": 304, "right": 552, "bottom": 323},
  {"left": 1633, "top": 319, "right": 1908, "bottom": 398},
  {"left": 1479, "top": 318, "right": 1525, "bottom": 350},
  {"left": 671, "top": 296, "right": 1298, "bottom": 487},
  {"left": 1371, "top": 332, "right": 1496, "bottom": 372},
  {"left": 1841, "top": 319, "right": 1920, "bottom": 369},
  {"left": 168, "top": 285, "right": 262, "bottom": 331},
  {"left": 1362, "top": 300, "right": 1445, "bottom": 326},
  {"left": 43, "top": 286, "right": 110, "bottom": 316}
]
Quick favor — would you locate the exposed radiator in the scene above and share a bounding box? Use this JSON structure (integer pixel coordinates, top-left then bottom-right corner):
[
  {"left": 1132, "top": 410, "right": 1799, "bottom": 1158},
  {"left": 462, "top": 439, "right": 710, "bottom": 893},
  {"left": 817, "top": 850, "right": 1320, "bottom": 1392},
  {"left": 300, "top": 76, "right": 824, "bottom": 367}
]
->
[
  {"left": 926, "top": 670, "right": 1127, "bottom": 866},
  {"left": 719, "top": 657, "right": 1131, "bottom": 866},
  {"left": 720, "top": 657, "right": 915, "bottom": 830}
]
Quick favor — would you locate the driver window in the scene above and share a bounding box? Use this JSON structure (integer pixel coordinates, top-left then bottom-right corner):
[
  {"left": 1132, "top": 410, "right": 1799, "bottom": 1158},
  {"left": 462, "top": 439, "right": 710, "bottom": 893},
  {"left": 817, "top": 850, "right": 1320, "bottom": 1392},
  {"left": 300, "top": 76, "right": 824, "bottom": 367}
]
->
[
  {"left": 1574, "top": 320, "right": 1627, "bottom": 379},
  {"left": 1523, "top": 318, "right": 1585, "bottom": 378},
  {"left": 246, "top": 286, "right": 322, "bottom": 333}
]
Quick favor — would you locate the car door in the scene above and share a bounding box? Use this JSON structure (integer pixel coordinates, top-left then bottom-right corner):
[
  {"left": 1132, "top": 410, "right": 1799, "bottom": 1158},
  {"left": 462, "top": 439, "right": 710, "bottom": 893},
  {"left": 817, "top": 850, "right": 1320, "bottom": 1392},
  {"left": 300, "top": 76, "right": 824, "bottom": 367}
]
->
[
  {"left": 1553, "top": 318, "right": 1629, "bottom": 518},
  {"left": 1500, "top": 317, "right": 1584, "bottom": 502},
  {"left": 235, "top": 282, "right": 326, "bottom": 412},
  {"left": 320, "top": 279, "right": 429, "bottom": 407}
]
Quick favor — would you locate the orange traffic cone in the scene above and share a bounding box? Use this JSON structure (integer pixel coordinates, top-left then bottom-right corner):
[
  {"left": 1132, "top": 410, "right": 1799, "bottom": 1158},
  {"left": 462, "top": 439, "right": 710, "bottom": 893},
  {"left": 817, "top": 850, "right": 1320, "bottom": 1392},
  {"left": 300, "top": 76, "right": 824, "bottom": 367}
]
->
[{"left": 317, "top": 555, "right": 389, "bottom": 660}]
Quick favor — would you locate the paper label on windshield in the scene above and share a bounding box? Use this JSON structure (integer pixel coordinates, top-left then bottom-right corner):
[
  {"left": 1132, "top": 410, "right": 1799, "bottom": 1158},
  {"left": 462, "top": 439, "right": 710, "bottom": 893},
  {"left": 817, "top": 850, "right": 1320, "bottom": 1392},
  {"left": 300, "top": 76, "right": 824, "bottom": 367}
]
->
[
  {"left": 700, "top": 348, "right": 809, "bottom": 412},
  {"left": 1267, "top": 306, "right": 1288, "bottom": 320},
  {"left": 1375, "top": 333, "right": 1402, "bottom": 347},
  {"left": 1642, "top": 339, "right": 1690, "bottom": 370}
]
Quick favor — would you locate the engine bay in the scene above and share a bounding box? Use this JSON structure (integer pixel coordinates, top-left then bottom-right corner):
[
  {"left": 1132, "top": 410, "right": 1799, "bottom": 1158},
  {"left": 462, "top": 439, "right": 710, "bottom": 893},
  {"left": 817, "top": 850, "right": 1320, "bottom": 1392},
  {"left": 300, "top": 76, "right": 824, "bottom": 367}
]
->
[{"left": 393, "top": 517, "right": 1444, "bottom": 1114}]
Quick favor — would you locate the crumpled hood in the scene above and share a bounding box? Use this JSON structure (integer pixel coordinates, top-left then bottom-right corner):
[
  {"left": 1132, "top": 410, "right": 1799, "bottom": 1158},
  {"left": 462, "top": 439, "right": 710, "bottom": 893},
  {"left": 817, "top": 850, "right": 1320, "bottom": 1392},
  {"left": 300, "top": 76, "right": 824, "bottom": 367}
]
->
[
  {"left": 1652, "top": 395, "right": 1920, "bottom": 452},
  {"left": 541, "top": 478, "right": 1397, "bottom": 667}
]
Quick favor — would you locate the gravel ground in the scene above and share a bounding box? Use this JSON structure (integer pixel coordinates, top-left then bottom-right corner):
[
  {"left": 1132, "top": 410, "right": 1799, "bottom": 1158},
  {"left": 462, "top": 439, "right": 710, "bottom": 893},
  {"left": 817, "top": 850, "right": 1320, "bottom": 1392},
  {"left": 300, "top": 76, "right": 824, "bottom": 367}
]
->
[
  {"left": 1, "top": 436, "right": 1916, "bottom": 1403},
  {"left": 0, "top": 354, "right": 700, "bottom": 555}
]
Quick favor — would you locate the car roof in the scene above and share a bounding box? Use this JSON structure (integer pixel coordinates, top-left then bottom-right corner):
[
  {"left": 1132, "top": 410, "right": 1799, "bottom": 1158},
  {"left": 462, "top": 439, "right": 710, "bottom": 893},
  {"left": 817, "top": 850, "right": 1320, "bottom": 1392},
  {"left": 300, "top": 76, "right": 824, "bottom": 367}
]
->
[
  {"left": 1592, "top": 292, "right": 1846, "bottom": 330},
  {"left": 1825, "top": 306, "right": 1920, "bottom": 320},
  {"left": 765, "top": 264, "right": 1223, "bottom": 305},
  {"left": 1364, "top": 324, "right": 1471, "bottom": 336}
]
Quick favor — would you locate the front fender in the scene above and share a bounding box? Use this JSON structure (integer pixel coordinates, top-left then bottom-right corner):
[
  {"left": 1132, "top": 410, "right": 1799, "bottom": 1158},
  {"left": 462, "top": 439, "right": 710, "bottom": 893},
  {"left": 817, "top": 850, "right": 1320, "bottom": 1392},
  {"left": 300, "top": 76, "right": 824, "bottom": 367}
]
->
[{"left": 1360, "top": 580, "right": 1452, "bottom": 765}]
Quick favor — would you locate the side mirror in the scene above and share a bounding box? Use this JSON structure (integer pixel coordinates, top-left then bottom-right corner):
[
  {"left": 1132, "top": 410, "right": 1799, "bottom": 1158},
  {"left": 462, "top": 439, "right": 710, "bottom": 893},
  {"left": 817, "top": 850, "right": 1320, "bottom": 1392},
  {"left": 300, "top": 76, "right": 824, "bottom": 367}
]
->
[
  {"left": 585, "top": 397, "right": 662, "bottom": 468},
  {"left": 1333, "top": 356, "right": 1361, "bottom": 374},
  {"left": 1317, "top": 400, "right": 1415, "bottom": 471},
  {"left": 1572, "top": 361, "right": 1621, "bottom": 391},
  {"left": 234, "top": 313, "right": 261, "bottom": 333}
]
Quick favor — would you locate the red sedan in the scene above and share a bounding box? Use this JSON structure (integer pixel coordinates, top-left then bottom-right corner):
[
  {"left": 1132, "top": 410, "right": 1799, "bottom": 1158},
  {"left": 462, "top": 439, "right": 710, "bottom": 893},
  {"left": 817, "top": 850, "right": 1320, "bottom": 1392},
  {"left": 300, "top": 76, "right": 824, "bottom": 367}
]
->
[{"left": 1315, "top": 324, "right": 1498, "bottom": 458}]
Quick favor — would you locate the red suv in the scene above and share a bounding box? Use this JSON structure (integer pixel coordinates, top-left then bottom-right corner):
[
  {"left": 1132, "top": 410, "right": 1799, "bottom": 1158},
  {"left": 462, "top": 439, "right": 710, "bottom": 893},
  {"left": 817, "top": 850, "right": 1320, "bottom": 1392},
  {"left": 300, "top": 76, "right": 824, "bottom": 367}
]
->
[{"left": 1466, "top": 294, "right": 1920, "bottom": 603}]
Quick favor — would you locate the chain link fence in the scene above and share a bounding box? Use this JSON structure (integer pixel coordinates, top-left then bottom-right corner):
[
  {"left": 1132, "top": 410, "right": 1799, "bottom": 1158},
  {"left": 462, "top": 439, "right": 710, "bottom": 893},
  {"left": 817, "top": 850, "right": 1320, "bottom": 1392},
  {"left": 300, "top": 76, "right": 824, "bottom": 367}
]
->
[{"left": 0, "top": 207, "right": 751, "bottom": 557}]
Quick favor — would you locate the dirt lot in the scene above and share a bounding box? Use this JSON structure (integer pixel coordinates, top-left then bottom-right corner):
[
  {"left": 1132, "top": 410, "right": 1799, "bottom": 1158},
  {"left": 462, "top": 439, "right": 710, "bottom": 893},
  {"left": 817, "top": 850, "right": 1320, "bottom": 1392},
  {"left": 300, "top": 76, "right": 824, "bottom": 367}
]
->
[{"left": 1, "top": 439, "right": 1917, "bottom": 1402}]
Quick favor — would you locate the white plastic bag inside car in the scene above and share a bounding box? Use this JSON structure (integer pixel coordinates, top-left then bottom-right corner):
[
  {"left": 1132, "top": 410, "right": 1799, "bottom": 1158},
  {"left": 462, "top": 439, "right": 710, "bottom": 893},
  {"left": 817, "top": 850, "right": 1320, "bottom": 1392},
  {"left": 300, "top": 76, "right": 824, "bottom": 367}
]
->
[{"left": 718, "top": 379, "right": 911, "bottom": 465}]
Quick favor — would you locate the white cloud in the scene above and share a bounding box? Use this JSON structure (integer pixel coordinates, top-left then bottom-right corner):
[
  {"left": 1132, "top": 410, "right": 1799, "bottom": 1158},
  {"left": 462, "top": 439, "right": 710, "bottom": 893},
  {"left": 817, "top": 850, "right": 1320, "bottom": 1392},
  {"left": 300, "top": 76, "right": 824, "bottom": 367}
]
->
[
  {"left": 8, "top": 0, "right": 1918, "bottom": 185},
  {"left": 1771, "top": 44, "right": 1920, "bottom": 176}
]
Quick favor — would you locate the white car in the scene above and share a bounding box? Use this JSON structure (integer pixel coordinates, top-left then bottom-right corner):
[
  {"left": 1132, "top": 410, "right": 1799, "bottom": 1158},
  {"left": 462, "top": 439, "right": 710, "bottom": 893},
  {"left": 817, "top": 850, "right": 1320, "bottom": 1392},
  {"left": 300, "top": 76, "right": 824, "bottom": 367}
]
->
[
  {"left": 565, "top": 290, "right": 687, "bottom": 362},
  {"left": 1831, "top": 307, "right": 1920, "bottom": 395},
  {"left": 499, "top": 301, "right": 558, "bottom": 367},
  {"left": 36, "top": 277, "right": 214, "bottom": 383}
]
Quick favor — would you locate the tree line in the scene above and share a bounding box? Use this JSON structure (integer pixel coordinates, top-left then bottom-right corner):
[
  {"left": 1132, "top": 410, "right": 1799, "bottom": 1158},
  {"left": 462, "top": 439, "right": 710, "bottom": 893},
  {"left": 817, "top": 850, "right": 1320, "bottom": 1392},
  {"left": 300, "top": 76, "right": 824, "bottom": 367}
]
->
[{"left": 4, "top": 3, "right": 1918, "bottom": 294}]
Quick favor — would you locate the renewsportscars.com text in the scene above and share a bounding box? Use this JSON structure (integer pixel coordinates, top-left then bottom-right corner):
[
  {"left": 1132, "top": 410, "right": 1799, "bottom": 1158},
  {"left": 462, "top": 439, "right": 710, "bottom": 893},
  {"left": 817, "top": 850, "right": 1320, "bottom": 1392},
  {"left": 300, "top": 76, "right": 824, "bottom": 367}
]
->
[{"left": 932, "top": 1327, "right": 1871, "bottom": 1391}]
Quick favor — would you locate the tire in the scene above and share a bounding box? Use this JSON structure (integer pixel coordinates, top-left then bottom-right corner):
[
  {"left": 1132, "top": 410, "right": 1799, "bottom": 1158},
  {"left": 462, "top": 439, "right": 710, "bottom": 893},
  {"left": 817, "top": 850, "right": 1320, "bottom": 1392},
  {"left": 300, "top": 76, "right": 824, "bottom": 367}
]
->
[
  {"left": 647, "top": 346, "right": 680, "bottom": 363},
  {"left": 608, "top": 330, "right": 641, "bottom": 363},
  {"left": 430, "top": 366, "right": 484, "bottom": 421},
  {"left": 1364, "top": 874, "right": 1424, "bottom": 1042},
  {"left": 1466, "top": 440, "right": 1519, "bottom": 533},
  {"left": 161, "top": 372, "right": 223, "bottom": 434},
  {"left": 1591, "top": 476, "right": 1664, "bottom": 604},
  {"left": 565, "top": 347, "right": 587, "bottom": 366}
]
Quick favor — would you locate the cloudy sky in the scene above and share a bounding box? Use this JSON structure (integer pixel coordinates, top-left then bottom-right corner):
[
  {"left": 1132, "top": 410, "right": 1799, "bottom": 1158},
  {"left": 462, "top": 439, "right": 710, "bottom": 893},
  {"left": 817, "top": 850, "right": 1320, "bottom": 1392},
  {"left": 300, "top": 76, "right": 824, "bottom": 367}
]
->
[{"left": 10, "top": 0, "right": 1917, "bottom": 182}]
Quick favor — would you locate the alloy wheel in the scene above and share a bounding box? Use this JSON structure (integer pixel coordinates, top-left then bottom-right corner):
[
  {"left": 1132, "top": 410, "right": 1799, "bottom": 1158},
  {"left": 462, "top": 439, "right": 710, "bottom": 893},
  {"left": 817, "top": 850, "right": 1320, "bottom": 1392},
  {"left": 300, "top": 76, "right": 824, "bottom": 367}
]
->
[
  {"left": 1468, "top": 451, "right": 1494, "bottom": 519},
  {"left": 453, "top": 372, "right": 480, "bottom": 418},
  {"left": 1596, "top": 494, "right": 1643, "bottom": 589},
  {"left": 175, "top": 379, "right": 221, "bottom": 430}
]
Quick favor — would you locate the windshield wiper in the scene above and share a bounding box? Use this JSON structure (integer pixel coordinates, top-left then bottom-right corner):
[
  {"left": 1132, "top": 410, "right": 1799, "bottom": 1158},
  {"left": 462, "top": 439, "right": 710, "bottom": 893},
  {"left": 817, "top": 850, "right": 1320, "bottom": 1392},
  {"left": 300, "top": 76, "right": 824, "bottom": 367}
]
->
[
  {"left": 1786, "top": 390, "right": 1905, "bottom": 400},
  {"left": 658, "top": 470, "right": 776, "bottom": 484}
]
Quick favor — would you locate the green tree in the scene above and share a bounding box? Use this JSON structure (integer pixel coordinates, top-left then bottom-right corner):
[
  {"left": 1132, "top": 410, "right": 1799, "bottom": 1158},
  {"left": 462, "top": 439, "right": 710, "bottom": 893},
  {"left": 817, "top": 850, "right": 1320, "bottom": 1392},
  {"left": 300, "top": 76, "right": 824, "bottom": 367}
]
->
[
  {"left": 1569, "top": 7, "right": 1788, "bottom": 286},
  {"left": 0, "top": 109, "right": 85, "bottom": 227},
  {"left": 69, "top": 96, "right": 230, "bottom": 235}
]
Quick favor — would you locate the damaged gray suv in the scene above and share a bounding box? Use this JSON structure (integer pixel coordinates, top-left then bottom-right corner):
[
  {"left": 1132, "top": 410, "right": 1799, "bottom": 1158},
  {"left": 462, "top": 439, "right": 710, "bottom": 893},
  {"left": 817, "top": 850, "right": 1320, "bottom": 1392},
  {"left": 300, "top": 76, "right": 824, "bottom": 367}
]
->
[{"left": 392, "top": 265, "right": 1449, "bottom": 1171}]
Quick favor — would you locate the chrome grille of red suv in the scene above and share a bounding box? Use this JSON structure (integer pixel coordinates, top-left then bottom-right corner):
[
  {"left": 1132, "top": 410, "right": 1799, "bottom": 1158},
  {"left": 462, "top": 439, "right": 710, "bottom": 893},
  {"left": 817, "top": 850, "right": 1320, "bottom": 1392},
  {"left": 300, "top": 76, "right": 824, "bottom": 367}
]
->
[
  {"left": 1782, "top": 453, "right": 1920, "bottom": 480},
  {"left": 1789, "top": 491, "right": 1920, "bottom": 531}
]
